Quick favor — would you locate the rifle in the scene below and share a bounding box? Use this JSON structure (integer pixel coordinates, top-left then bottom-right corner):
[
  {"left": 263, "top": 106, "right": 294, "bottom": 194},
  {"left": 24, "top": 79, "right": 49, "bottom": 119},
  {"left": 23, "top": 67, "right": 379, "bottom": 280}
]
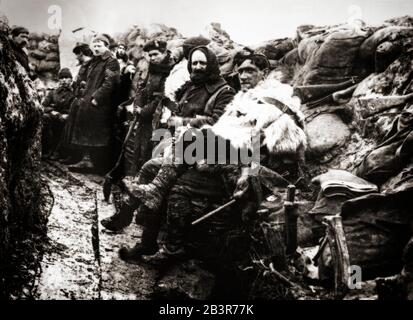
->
[
  {"left": 103, "top": 105, "right": 141, "bottom": 201},
  {"left": 191, "top": 199, "right": 237, "bottom": 226}
]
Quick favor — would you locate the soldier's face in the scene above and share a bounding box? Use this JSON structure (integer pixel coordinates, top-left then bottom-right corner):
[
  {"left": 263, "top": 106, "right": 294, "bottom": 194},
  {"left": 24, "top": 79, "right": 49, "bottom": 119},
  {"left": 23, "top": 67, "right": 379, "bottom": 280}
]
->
[
  {"left": 14, "top": 33, "right": 29, "bottom": 48},
  {"left": 91, "top": 41, "right": 108, "bottom": 56},
  {"left": 59, "top": 77, "right": 72, "bottom": 87},
  {"left": 191, "top": 50, "right": 208, "bottom": 73},
  {"left": 117, "top": 46, "right": 126, "bottom": 56},
  {"left": 75, "top": 53, "right": 84, "bottom": 64},
  {"left": 148, "top": 49, "right": 166, "bottom": 65},
  {"left": 239, "top": 60, "right": 264, "bottom": 91}
]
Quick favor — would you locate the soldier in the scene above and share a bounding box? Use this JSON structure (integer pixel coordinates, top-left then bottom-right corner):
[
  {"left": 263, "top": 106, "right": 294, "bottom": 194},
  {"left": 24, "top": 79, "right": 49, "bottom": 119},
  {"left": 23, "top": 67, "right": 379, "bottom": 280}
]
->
[
  {"left": 69, "top": 34, "right": 120, "bottom": 174},
  {"left": 10, "top": 26, "right": 30, "bottom": 73},
  {"left": 102, "top": 45, "right": 236, "bottom": 232},
  {"left": 42, "top": 68, "right": 76, "bottom": 159},
  {"left": 112, "top": 46, "right": 236, "bottom": 261},
  {"left": 59, "top": 43, "right": 93, "bottom": 164}
]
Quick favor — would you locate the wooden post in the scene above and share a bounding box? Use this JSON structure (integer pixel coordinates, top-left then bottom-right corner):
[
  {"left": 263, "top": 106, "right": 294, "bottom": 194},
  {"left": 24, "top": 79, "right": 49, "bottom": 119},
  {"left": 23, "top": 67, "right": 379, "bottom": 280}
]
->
[
  {"left": 284, "top": 185, "right": 299, "bottom": 256},
  {"left": 324, "top": 215, "right": 351, "bottom": 299},
  {"left": 261, "top": 222, "right": 287, "bottom": 270}
]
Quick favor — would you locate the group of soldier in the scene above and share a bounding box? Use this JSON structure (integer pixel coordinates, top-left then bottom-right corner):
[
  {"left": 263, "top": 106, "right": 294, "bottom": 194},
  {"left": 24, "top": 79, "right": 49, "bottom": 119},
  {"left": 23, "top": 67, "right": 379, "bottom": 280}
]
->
[{"left": 10, "top": 26, "right": 305, "bottom": 291}]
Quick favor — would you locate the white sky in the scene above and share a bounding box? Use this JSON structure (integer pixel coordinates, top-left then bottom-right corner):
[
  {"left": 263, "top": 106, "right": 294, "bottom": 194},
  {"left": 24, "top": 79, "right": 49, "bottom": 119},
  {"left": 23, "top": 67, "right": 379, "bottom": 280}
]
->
[{"left": 1, "top": 0, "right": 412, "bottom": 45}]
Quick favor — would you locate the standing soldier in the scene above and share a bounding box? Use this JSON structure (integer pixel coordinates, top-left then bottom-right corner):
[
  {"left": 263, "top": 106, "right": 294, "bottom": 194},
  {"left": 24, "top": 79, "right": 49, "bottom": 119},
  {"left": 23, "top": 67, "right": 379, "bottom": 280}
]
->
[
  {"left": 59, "top": 42, "right": 93, "bottom": 164},
  {"left": 69, "top": 34, "right": 120, "bottom": 174},
  {"left": 10, "top": 26, "right": 30, "bottom": 73},
  {"left": 104, "top": 39, "right": 176, "bottom": 184}
]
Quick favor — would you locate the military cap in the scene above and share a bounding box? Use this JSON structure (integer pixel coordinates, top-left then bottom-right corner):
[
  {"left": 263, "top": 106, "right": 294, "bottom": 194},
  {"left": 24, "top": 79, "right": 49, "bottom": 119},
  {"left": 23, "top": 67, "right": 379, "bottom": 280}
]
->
[
  {"left": 58, "top": 67, "right": 73, "bottom": 79},
  {"left": 11, "top": 26, "right": 29, "bottom": 37},
  {"left": 92, "top": 34, "right": 111, "bottom": 47},
  {"left": 143, "top": 39, "right": 167, "bottom": 53}
]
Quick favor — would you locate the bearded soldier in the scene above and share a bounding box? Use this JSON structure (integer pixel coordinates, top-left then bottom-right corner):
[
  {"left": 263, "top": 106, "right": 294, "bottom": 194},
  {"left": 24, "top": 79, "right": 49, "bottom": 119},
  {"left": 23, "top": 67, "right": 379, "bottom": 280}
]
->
[{"left": 101, "top": 46, "right": 235, "bottom": 250}]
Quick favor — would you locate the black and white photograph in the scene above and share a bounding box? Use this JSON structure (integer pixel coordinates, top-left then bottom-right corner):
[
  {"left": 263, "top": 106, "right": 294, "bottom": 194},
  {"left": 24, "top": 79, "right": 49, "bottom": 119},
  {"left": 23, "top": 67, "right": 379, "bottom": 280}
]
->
[{"left": 1, "top": 0, "right": 413, "bottom": 306}]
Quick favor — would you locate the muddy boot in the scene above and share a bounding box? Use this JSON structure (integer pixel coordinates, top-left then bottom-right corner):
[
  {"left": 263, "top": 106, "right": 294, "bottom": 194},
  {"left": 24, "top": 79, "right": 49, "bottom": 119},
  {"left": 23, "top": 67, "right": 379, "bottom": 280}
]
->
[
  {"left": 68, "top": 154, "right": 94, "bottom": 173},
  {"left": 101, "top": 197, "right": 137, "bottom": 232},
  {"left": 119, "top": 207, "right": 161, "bottom": 263},
  {"left": 128, "top": 164, "right": 180, "bottom": 211},
  {"left": 134, "top": 205, "right": 145, "bottom": 226},
  {"left": 119, "top": 229, "right": 159, "bottom": 263},
  {"left": 143, "top": 244, "right": 185, "bottom": 267}
]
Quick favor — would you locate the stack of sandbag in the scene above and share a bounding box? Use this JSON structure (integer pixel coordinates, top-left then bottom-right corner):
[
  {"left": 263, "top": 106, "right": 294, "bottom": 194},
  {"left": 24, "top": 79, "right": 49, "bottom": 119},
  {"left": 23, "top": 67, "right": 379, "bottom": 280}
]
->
[
  {"left": 27, "top": 32, "right": 60, "bottom": 81},
  {"left": 288, "top": 16, "right": 413, "bottom": 175}
]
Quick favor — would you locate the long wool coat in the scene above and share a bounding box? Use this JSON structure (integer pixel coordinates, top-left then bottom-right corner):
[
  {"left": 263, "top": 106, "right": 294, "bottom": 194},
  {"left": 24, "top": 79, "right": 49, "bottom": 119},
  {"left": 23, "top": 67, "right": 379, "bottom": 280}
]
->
[{"left": 71, "top": 51, "right": 120, "bottom": 147}]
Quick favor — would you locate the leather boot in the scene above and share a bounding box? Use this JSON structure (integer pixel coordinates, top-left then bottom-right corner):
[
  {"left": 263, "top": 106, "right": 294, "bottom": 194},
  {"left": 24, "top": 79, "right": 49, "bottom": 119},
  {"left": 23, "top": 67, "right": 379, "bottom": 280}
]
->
[
  {"left": 68, "top": 154, "right": 94, "bottom": 172},
  {"left": 134, "top": 205, "right": 145, "bottom": 226},
  {"left": 119, "top": 209, "right": 161, "bottom": 263},
  {"left": 128, "top": 164, "right": 180, "bottom": 212},
  {"left": 143, "top": 244, "right": 185, "bottom": 267},
  {"left": 100, "top": 196, "right": 137, "bottom": 232}
]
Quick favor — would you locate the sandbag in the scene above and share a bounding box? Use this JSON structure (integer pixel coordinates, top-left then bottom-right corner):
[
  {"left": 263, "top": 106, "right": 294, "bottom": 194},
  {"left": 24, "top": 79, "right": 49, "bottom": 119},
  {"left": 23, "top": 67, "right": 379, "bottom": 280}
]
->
[
  {"left": 256, "top": 38, "right": 295, "bottom": 61},
  {"left": 296, "top": 26, "right": 372, "bottom": 85},
  {"left": 38, "top": 60, "right": 60, "bottom": 72},
  {"left": 30, "top": 49, "right": 47, "bottom": 60},
  {"left": 318, "top": 186, "right": 413, "bottom": 285},
  {"left": 341, "top": 189, "right": 413, "bottom": 279},
  {"left": 45, "top": 52, "right": 60, "bottom": 62},
  {"left": 357, "top": 26, "right": 413, "bottom": 73},
  {"left": 305, "top": 113, "right": 350, "bottom": 156},
  {"left": 280, "top": 48, "right": 299, "bottom": 66},
  {"left": 356, "top": 108, "right": 413, "bottom": 185}
]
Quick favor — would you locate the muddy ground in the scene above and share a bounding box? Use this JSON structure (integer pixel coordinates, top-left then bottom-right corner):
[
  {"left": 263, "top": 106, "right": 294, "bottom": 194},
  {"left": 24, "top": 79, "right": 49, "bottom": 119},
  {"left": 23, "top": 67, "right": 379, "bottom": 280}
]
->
[{"left": 29, "top": 160, "right": 380, "bottom": 300}]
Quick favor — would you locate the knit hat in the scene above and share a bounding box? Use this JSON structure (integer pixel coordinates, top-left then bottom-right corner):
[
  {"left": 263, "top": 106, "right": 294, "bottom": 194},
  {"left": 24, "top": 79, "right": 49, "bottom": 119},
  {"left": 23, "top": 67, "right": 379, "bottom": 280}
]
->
[
  {"left": 11, "top": 26, "right": 29, "bottom": 37},
  {"left": 143, "top": 39, "right": 167, "bottom": 53},
  {"left": 58, "top": 68, "right": 73, "bottom": 79},
  {"left": 183, "top": 36, "right": 211, "bottom": 59}
]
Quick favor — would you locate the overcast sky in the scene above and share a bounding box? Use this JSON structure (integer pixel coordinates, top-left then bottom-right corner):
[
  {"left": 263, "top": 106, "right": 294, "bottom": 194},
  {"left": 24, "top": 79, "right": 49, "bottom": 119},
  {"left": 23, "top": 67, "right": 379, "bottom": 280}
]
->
[{"left": 1, "top": 0, "right": 412, "bottom": 45}]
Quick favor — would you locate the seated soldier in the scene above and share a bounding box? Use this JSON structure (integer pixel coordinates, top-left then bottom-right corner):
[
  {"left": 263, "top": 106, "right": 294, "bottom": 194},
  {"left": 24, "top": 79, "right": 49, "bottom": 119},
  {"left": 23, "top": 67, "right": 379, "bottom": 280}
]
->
[
  {"left": 101, "top": 46, "right": 235, "bottom": 234},
  {"left": 42, "top": 68, "right": 75, "bottom": 159}
]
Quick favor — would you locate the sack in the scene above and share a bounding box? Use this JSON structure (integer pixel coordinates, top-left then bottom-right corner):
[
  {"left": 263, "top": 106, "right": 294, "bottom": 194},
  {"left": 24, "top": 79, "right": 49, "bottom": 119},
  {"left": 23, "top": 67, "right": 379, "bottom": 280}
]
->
[
  {"left": 38, "top": 60, "right": 60, "bottom": 72},
  {"left": 296, "top": 27, "right": 371, "bottom": 85},
  {"left": 45, "top": 52, "right": 60, "bottom": 62},
  {"left": 30, "top": 49, "right": 47, "bottom": 60}
]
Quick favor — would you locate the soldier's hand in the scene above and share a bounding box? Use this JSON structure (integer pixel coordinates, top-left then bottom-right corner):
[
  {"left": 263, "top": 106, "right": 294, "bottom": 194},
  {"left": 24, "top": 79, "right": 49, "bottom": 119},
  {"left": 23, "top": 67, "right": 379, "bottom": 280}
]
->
[
  {"left": 125, "top": 64, "right": 136, "bottom": 75},
  {"left": 133, "top": 105, "right": 142, "bottom": 115},
  {"left": 167, "top": 116, "right": 183, "bottom": 128},
  {"left": 233, "top": 174, "right": 250, "bottom": 199},
  {"left": 91, "top": 99, "right": 98, "bottom": 107}
]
